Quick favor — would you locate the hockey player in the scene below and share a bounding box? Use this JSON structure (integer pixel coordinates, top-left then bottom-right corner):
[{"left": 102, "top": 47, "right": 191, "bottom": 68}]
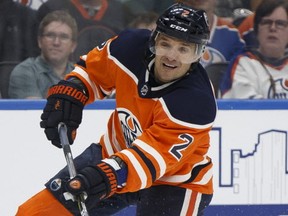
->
[{"left": 16, "top": 3, "right": 217, "bottom": 215}]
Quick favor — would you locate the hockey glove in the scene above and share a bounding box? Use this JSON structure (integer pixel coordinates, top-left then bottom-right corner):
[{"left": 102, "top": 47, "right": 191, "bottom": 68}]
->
[
  {"left": 66, "top": 162, "right": 118, "bottom": 201},
  {"left": 40, "top": 80, "right": 88, "bottom": 148}
]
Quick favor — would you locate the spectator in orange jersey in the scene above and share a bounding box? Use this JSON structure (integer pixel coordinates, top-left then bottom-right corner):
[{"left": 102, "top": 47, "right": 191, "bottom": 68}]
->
[
  {"left": 16, "top": 3, "right": 217, "bottom": 216},
  {"left": 237, "top": 0, "right": 264, "bottom": 49}
]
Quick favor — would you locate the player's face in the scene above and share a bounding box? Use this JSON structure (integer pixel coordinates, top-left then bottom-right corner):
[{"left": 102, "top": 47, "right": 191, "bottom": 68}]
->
[
  {"left": 38, "top": 21, "right": 76, "bottom": 65},
  {"left": 257, "top": 6, "right": 288, "bottom": 58},
  {"left": 154, "top": 34, "right": 199, "bottom": 84}
]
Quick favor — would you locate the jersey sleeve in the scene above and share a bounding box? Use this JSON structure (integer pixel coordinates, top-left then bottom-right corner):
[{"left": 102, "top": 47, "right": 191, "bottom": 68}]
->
[
  {"left": 65, "top": 29, "right": 151, "bottom": 104},
  {"left": 66, "top": 36, "right": 118, "bottom": 104}
]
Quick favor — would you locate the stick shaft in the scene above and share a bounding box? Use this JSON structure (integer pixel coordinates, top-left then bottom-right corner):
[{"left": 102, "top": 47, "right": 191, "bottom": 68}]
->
[
  {"left": 58, "top": 122, "right": 89, "bottom": 216},
  {"left": 58, "top": 124, "right": 77, "bottom": 178}
]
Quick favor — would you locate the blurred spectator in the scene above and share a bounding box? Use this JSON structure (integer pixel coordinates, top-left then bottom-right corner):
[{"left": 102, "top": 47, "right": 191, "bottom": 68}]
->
[
  {"left": 215, "top": 0, "right": 263, "bottom": 19},
  {"left": 215, "top": 0, "right": 250, "bottom": 18},
  {"left": 0, "top": 0, "right": 39, "bottom": 98},
  {"left": 250, "top": 0, "right": 264, "bottom": 12},
  {"left": 37, "top": 0, "right": 128, "bottom": 61},
  {"left": 128, "top": 11, "right": 158, "bottom": 31},
  {"left": 237, "top": 0, "right": 264, "bottom": 49},
  {"left": 176, "top": 0, "right": 245, "bottom": 68},
  {"left": 220, "top": 0, "right": 288, "bottom": 99},
  {"left": 232, "top": 8, "right": 253, "bottom": 27},
  {"left": 237, "top": 14, "right": 257, "bottom": 49},
  {"left": 9, "top": 10, "right": 77, "bottom": 99},
  {"left": 120, "top": 0, "right": 174, "bottom": 19},
  {"left": 16, "top": 0, "right": 45, "bottom": 10}
]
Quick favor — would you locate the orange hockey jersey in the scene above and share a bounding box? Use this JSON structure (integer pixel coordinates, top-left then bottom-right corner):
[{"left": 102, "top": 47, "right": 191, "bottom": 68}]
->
[{"left": 67, "top": 29, "right": 217, "bottom": 195}]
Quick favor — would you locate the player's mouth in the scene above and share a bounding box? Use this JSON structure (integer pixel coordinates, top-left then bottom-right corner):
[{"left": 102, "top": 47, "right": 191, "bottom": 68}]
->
[{"left": 163, "top": 63, "right": 177, "bottom": 69}]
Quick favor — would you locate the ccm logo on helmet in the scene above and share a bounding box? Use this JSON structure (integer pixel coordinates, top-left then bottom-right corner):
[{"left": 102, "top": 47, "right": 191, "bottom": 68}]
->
[{"left": 169, "top": 24, "right": 188, "bottom": 32}]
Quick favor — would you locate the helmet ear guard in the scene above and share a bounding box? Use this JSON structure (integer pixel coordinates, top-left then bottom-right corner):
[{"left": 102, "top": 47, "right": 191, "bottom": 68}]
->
[{"left": 196, "top": 44, "right": 206, "bottom": 56}]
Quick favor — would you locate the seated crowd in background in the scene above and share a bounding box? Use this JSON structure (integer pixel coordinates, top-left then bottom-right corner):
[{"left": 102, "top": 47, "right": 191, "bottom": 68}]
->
[
  {"left": 0, "top": 0, "right": 39, "bottom": 98},
  {"left": 9, "top": 10, "right": 77, "bottom": 99},
  {"left": 37, "top": 0, "right": 128, "bottom": 62},
  {"left": 128, "top": 11, "right": 158, "bottom": 30},
  {"left": 3, "top": 0, "right": 286, "bottom": 100},
  {"left": 237, "top": 0, "right": 264, "bottom": 49},
  {"left": 220, "top": 0, "right": 288, "bottom": 99}
]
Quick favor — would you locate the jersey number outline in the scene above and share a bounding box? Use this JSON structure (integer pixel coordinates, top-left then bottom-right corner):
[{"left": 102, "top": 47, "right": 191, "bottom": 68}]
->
[{"left": 169, "top": 134, "right": 194, "bottom": 161}]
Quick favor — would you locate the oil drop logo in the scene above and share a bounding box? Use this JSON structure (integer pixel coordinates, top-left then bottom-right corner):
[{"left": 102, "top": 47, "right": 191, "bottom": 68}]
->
[{"left": 117, "top": 108, "right": 143, "bottom": 147}]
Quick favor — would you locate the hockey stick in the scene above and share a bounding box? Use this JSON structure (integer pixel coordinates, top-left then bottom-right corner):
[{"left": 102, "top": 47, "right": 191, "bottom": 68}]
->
[{"left": 58, "top": 122, "right": 89, "bottom": 216}]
